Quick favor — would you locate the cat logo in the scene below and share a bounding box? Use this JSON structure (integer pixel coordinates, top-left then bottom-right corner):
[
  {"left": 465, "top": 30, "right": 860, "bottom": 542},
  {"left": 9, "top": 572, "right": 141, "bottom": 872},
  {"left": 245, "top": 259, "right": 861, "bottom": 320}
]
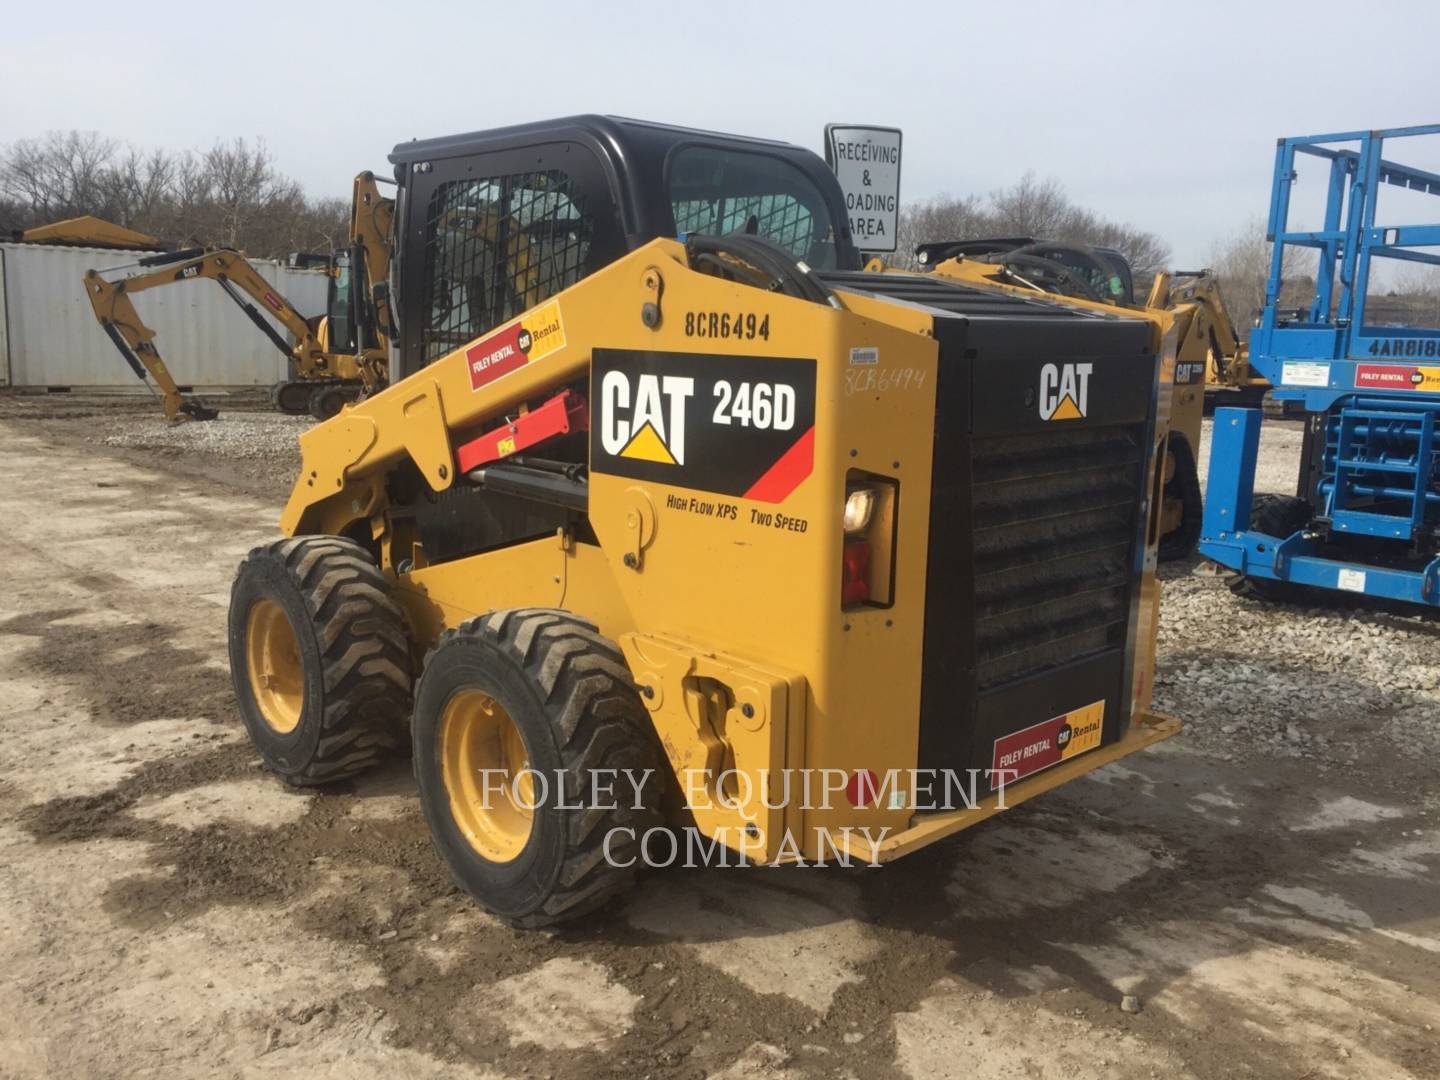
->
[
  {"left": 1038, "top": 362, "right": 1092, "bottom": 421},
  {"left": 600, "top": 370, "right": 695, "bottom": 466}
]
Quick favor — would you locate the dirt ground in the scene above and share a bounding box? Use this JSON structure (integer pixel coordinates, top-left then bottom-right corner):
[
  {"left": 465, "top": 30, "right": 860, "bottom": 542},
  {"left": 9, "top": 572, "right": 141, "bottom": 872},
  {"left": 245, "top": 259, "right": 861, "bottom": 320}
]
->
[{"left": 0, "top": 392, "right": 1436, "bottom": 1080}]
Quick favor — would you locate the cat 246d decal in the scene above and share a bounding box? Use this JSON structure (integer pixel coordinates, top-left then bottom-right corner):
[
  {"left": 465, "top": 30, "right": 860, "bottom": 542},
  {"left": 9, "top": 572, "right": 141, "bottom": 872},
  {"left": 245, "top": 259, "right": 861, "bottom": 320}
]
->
[{"left": 590, "top": 350, "right": 816, "bottom": 503}]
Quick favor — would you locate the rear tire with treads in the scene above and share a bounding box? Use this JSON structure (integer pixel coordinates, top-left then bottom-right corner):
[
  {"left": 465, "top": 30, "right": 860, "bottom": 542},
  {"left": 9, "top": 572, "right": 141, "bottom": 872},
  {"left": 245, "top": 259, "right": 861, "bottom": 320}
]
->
[
  {"left": 228, "top": 536, "right": 412, "bottom": 785},
  {"left": 413, "top": 608, "right": 665, "bottom": 927},
  {"left": 1158, "top": 434, "right": 1203, "bottom": 562}
]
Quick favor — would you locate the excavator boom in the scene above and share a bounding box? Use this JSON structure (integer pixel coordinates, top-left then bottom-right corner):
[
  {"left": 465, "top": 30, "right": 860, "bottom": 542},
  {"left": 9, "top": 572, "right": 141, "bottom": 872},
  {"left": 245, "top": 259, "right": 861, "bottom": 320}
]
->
[{"left": 349, "top": 171, "right": 397, "bottom": 351}]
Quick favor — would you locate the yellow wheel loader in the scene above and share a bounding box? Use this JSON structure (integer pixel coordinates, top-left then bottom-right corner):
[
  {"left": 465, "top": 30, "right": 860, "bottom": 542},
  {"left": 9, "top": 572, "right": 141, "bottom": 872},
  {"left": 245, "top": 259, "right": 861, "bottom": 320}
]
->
[
  {"left": 83, "top": 172, "right": 396, "bottom": 421},
  {"left": 228, "top": 116, "right": 1179, "bottom": 926},
  {"left": 912, "top": 239, "right": 1262, "bottom": 560}
]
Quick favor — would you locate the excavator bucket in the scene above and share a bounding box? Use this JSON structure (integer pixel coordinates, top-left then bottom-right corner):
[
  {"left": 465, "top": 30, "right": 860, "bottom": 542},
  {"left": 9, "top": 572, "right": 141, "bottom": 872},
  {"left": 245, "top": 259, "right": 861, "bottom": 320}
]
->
[{"left": 179, "top": 400, "right": 220, "bottom": 422}]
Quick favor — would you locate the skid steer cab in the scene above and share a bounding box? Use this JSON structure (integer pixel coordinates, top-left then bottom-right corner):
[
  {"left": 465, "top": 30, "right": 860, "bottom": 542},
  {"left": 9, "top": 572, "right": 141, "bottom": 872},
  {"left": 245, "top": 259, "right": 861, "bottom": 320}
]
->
[{"left": 226, "top": 116, "right": 1179, "bottom": 927}]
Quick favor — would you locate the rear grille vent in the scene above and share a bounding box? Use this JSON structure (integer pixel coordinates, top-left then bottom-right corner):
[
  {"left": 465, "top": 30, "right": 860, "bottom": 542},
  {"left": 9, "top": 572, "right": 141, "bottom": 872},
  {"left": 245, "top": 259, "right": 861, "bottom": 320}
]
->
[{"left": 972, "top": 425, "right": 1143, "bottom": 689}]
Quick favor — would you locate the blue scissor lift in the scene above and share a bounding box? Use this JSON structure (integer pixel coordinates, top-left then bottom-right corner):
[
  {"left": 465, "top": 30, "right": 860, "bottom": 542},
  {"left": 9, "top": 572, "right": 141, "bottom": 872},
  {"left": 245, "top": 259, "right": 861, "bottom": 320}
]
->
[{"left": 1201, "top": 125, "right": 1440, "bottom": 606}]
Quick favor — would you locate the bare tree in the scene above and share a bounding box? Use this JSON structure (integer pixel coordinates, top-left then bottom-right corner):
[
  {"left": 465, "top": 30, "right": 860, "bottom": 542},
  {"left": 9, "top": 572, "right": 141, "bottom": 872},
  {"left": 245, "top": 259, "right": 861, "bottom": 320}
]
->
[
  {"left": 892, "top": 192, "right": 986, "bottom": 268},
  {"left": 101, "top": 146, "right": 175, "bottom": 229},
  {"left": 1208, "top": 218, "right": 1272, "bottom": 335},
  {"left": 987, "top": 173, "right": 1073, "bottom": 238},
  {"left": 1386, "top": 264, "right": 1440, "bottom": 329},
  {"left": 195, "top": 138, "right": 302, "bottom": 250},
  {"left": 303, "top": 195, "right": 351, "bottom": 253},
  {"left": 893, "top": 171, "right": 1172, "bottom": 281},
  {"left": 1209, "top": 217, "right": 1317, "bottom": 338},
  {"left": 0, "top": 131, "right": 120, "bottom": 225},
  {"left": 0, "top": 129, "right": 348, "bottom": 257}
]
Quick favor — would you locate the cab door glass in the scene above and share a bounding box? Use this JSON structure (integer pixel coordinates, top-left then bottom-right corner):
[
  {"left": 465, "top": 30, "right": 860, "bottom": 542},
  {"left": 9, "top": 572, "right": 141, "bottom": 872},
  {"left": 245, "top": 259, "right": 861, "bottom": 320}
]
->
[
  {"left": 418, "top": 170, "right": 592, "bottom": 365},
  {"left": 326, "top": 254, "right": 354, "bottom": 352}
]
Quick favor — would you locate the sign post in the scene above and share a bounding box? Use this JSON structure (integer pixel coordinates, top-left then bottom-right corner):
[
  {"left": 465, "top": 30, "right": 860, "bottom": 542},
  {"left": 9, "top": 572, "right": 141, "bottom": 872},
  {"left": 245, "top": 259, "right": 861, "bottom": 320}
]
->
[{"left": 824, "top": 124, "right": 903, "bottom": 254}]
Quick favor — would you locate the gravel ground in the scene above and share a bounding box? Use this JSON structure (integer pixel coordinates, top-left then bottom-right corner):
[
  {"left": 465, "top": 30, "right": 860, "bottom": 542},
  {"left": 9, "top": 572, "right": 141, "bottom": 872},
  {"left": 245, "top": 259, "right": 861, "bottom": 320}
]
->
[
  {"left": 1154, "top": 569, "right": 1440, "bottom": 767},
  {"left": 1161, "top": 416, "right": 1440, "bottom": 772},
  {"left": 1196, "top": 413, "right": 1304, "bottom": 496},
  {"left": 0, "top": 392, "right": 307, "bottom": 501},
  {"left": 102, "top": 410, "right": 313, "bottom": 462}
]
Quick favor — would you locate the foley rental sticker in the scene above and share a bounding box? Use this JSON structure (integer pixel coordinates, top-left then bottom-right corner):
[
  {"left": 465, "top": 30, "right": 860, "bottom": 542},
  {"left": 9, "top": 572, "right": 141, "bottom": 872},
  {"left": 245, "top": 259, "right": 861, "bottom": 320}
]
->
[
  {"left": 1355, "top": 363, "right": 1440, "bottom": 392},
  {"left": 990, "top": 701, "right": 1105, "bottom": 789},
  {"left": 465, "top": 300, "right": 567, "bottom": 391},
  {"left": 824, "top": 124, "right": 902, "bottom": 253}
]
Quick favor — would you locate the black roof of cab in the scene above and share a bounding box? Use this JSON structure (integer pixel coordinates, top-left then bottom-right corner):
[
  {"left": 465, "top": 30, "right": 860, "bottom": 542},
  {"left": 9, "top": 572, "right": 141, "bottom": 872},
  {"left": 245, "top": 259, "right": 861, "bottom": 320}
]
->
[{"left": 389, "top": 114, "right": 860, "bottom": 269}]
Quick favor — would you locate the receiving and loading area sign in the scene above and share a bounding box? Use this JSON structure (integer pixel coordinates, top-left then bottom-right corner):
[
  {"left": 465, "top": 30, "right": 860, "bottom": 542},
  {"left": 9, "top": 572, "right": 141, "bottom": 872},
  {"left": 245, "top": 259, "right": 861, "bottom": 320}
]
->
[{"left": 825, "top": 124, "right": 902, "bottom": 253}]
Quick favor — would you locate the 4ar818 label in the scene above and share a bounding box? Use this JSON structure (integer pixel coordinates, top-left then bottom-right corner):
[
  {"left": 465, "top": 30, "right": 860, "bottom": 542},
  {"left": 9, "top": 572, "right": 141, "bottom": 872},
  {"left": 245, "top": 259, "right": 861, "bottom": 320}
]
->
[{"left": 685, "top": 310, "right": 770, "bottom": 341}]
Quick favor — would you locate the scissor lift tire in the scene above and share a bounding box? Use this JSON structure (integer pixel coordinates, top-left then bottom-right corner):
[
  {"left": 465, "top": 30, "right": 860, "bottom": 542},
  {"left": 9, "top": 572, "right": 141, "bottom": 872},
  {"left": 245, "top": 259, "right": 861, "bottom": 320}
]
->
[{"left": 1227, "top": 494, "right": 1313, "bottom": 604}]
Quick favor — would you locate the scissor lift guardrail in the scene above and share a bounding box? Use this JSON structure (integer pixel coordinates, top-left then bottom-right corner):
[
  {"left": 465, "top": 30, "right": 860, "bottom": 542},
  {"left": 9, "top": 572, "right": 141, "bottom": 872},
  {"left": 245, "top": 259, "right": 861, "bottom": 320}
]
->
[{"left": 1200, "top": 124, "right": 1440, "bottom": 606}]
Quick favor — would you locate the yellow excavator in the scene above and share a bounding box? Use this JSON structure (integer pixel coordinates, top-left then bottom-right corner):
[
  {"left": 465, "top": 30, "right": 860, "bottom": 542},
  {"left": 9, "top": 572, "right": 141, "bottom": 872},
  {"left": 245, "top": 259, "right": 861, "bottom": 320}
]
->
[
  {"left": 910, "top": 239, "right": 1263, "bottom": 559},
  {"left": 82, "top": 172, "right": 396, "bottom": 421}
]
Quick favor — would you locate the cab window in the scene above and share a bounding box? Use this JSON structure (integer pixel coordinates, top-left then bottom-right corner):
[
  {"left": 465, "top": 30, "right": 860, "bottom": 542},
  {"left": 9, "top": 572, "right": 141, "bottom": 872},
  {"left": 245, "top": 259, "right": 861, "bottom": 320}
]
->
[
  {"left": 418, "top": 170, "right": 591, "bottom": 364},
  {"left": 667, "top": 146, "right": 840, "bottom": 269}
]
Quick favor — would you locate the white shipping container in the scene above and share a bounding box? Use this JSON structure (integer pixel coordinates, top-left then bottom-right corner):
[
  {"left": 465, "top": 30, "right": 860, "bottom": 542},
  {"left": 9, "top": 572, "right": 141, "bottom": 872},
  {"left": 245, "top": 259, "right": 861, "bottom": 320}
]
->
[{"left": 0, "top": 242, "right": 330, "bottom": 389}]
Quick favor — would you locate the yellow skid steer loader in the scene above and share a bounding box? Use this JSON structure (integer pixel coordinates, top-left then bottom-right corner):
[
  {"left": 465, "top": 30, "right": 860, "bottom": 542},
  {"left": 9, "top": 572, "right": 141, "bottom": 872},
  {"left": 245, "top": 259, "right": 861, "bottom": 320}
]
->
[{"left": 228, "top": 116, "right": 1180, "bottom": 926}]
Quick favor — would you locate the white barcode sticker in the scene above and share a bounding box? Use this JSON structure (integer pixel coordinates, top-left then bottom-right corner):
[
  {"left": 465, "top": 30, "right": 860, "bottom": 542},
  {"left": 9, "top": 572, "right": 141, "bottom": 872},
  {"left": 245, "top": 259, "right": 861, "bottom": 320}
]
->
[
  {"left": 1337, "top": 568, "right": 1367, "bottom": 593},
  {"left": 849, "top": 346, "right": 879, "bottom": 366}
]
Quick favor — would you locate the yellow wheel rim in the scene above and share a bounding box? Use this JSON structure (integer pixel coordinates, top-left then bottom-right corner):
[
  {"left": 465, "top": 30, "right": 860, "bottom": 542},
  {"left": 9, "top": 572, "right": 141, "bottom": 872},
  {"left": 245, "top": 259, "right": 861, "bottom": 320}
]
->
[
  {"left": 440, "top": 689, "right": 535, "bottom": 863},
  {"left": 245, "top": 599, "right": 305, "bottom": 734}
]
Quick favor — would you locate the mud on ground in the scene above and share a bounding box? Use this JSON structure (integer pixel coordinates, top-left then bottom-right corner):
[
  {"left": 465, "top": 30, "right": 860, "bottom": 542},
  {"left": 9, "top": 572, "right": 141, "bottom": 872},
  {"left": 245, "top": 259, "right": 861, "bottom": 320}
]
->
[{"left": 0, "top": 396, "right": 1436, "bottom": 1079}]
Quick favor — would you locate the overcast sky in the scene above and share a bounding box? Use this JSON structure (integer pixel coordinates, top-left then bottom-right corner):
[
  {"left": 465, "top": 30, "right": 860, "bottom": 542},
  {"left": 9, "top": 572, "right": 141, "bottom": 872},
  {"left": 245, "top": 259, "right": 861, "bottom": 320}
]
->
[{"left": 4, "top": 0, "right": 1437, "bottom": 266}]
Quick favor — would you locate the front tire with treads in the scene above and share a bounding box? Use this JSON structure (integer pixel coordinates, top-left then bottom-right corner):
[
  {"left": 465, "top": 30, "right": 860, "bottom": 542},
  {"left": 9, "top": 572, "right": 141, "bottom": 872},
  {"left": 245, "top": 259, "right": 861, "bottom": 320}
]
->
[
  {"left": 413, "top": 609, "right": 666, "bottom": 927},
  {"left": 1158, "top": 435, "right": 1203, "bottom": 562},
  {"left": 228, "top": 536, "right": 412, "bottom": 785}
]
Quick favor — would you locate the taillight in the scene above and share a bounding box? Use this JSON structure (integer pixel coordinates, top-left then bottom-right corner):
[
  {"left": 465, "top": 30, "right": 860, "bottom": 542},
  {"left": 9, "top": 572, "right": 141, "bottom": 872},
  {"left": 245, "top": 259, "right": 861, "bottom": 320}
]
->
[
  {"left": 842, "top": 540, "right": 872, "bottom": 605},
  {"left": 840, "top": 473, "right": 897, "bottom": 610}
]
